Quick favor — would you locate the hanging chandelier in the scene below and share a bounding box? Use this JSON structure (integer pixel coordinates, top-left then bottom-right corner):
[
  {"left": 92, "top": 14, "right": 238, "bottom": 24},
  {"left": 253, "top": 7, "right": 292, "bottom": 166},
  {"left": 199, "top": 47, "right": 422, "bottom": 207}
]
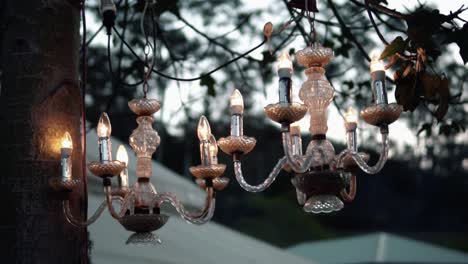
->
[
  {"left": 47, "top": 0, "right": 404, "bottom": 246},
  {"left": 212, "top": 0, "right": 403, "bottom": 214},
  {"left": 218, "top": 45, "right": 402, "bottom": 213}
]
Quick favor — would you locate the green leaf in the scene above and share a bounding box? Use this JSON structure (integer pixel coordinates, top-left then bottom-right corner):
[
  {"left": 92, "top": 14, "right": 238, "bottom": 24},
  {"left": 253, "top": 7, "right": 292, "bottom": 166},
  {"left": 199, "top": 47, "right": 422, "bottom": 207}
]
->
[
  {"left": 380, "top": 36, "right": 407, "bottom": 60},
  {"left": 200, "top": 75, "right": 216, "bottom": 97}
]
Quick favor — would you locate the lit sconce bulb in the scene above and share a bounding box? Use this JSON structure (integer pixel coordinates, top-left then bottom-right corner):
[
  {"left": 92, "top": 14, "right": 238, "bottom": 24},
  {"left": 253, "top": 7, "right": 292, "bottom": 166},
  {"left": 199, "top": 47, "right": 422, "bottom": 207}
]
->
[
  {"left": 277, "top": 52, "right": 293, "bottom": 73},
  {"left": 370, "top": 52, "right": 385, "bottom": 73},
  {"left": 344, "top": 107, "right": 358, "bottom": 124},
  {"left": 61, "top": 131, "right": 73, "bottom": 181},
  {"left": 116, "top": 144, "right": 129, "bottom": 189},
  {"left": 197, "top": 116, "right": 211, "bottom": 141},
  {"left": 230, "top": 89, "right": 244, "bottom": 115},
  {"left": 116, "top": 145, "right": 129, "bottom": 166},
  {"left": 61, "top": 131, "right": 73, "bottom": 149},
  {"left": 97, "top": 112, "right": 112, "bottom": 138}
]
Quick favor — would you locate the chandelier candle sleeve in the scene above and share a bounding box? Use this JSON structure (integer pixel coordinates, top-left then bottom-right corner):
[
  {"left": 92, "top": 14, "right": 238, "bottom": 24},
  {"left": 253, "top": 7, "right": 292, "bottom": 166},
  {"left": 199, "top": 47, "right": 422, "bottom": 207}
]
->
[
  {"left": 61, "top": 132, "right": 73, "bottom": 181},
  {"left": 290, "top": 122, "right": 303, "bottom": 155},
  {"left": 116, "top": 145, "right": 129, "bottom": 189},
  {"left": 277, "top": 52, "right": 293, "bottom": 104},
  {"left": 230, "top": 89, "right": 244, "bottom": 137},
  {"left": 97, "top": 112, "right": 112, "bottom": 162},
  {"left": 344, "top": 107, "right": 358, "bottom": 152},
  {"left": 370, "top": 54, "right": 388, "bottom": 105},
  {"left": 198, "top": 116, "right": 212, "bottom": 166}
]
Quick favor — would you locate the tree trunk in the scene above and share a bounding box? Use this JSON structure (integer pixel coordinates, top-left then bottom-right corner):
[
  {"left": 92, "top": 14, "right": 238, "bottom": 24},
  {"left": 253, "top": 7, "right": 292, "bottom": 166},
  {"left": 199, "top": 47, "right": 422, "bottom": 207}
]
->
[{"left": 0, "top": 1, "right": 88, "bottom": 263}]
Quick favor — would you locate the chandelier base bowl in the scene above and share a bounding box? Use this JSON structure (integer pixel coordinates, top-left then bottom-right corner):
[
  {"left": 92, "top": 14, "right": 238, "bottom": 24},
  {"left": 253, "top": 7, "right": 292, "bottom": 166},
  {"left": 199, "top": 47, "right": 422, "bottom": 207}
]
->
[
  {"left": 189, "top": 164, "right": 226, "bottom": 179},
  {"left": 49, "top": 178, "right": 81, "bottom": 192},
  {"left": 88, "top": 160, "right": 125, "bottom": 178},
  {"left": 360, "top": 103, "right": 402, "bottom": 127},
  {"left": 264, "top": 103, "right": 307, "bottom": 125},
  {"left": 218, "top": 136, "right": 256, "bottom": 155},
  {"left": 196, "top": 177, "right": 230, "bottom": 191},
  {"left": 291, "top": 169, "right": 347, "bottom": 196},
  {"left": 119, "top": 213, "right": 169, "bottom": 233}
]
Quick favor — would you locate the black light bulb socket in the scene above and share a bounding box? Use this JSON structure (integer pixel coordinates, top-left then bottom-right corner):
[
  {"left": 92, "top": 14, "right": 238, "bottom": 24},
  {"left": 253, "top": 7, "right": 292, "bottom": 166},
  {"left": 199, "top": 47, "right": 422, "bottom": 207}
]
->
[{"left": 103, "top": 10, "right": 116, "bottom": 35}]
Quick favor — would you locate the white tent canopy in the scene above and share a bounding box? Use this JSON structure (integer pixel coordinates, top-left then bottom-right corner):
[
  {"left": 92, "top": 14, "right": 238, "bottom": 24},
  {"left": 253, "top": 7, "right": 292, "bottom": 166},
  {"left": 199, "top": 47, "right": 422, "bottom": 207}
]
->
[
  {"left": 85, "top": 131, "right": 317, "bottom": 264},
  {"left": 288, "top": 232, "right": 468, "bottom": 263}
]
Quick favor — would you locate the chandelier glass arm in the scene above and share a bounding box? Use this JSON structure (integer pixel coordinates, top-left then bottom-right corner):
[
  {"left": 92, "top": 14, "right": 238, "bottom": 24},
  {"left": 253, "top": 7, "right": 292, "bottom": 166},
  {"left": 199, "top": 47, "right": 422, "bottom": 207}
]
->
[
  {"left": 151, "top": 188, "right": 216, "bottom": 225},
  {"left": 340, "top": 174, "right": 357, "bottom": 202},
  {"left": 233, "top": 156, "right": 287, "bottom": 192},
  {"left": 62, "top": 193, "right": 126, "bottom": 227},
  {"left": 104, "top": 186, "right": 136, "bottom": 219},
  {"left": 335, "top": 131, "right": 389, "bottom": 174},
  {"left": 351, "top": 132, "right": 389, "bottom": 174}
]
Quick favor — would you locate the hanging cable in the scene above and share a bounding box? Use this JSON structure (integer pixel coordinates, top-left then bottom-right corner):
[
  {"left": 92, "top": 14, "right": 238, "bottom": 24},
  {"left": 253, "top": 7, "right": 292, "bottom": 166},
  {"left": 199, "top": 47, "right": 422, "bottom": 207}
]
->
[
  {"left": 107, "top": 34, "right": 145, "bottom": 87},
  {"left": 112, "top": 26, "right": 266, "bottom": 82}
]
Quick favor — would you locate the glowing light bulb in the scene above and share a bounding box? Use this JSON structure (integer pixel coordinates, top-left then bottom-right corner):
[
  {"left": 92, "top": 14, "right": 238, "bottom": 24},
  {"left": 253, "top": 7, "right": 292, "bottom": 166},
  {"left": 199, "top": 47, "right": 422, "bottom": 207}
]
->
[
  {"left": 209, "top": 134, "right": 218, "bottom": 164},
  {"left": 61, "top": 131, "right": 73, "bottom": 181},
  {"left": 230, "top": 89, "right": 244, "bottom": 115},
  {"left": 116, "top": 145, "right": 128, "bottom": 166},
  {"left": 61, "top": 132, "right": 73, "bottom": 149},
  {"left": 116, "top": 144, "right": 129, "bottom": 189},
  {"left": 197, "top": 116, "right": 211, "bottom": 141},
  {"left": 97, "top": 112, "right": 112, "bottom": 138},
  {"left": 344, "top": 107, "right": 358, "bottom": 124},
  {"left": 277, "top": 52, "right": 293, "bottom": 71},
  {"left": 370, "top": 52, "right": 385, "bottom": 73}
]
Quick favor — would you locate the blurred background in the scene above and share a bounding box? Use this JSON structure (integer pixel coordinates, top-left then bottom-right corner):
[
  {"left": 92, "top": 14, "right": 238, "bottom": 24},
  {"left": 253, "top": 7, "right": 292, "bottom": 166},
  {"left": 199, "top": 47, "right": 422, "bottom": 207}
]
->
[{"left": 82, "top": 0, "right": 468, "bottom": 257}]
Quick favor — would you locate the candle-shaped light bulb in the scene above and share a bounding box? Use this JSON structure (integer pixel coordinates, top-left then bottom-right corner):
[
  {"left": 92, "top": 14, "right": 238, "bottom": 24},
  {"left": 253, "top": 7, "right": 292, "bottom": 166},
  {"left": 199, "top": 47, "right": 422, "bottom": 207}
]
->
[
  {"left": 370, "top": 52, "right": 385, "bottom": 73},
  {"left": 289, "top": 122, "right": 302, "bottom": 156},
  {"left": 61, "top": 131, "right": 73, "bottom": 181},
  {"left": 209, "top": 134, "right": 218, "bottom": 164},
  {"left": 344, "top": 107, "right": 358, "bottom": 124},
  {"left": 61, "top": 132, "right": 73, "bottom": 149},
  {"left": 97, "top": 112, "right": 112, "bottom": 138},
  {"left": 197, "top": 115, "right": 211, "bottom": 141},
  {"left": 116, "top": 145, "right": 128, "bottom": 166},
  {"left": 369, "top": 51, "right": 388, "bottom": 105},
  {"left": 277, "top": 52, "right": 293, "bottom": 105},
  {"left": 344, "top": 108, "right": 358, "bottom": 151},
  {"left": 97, "top": 112, "right": 112, "bottom": 162},
  {"left": 277, "top": 52, "right": 293, "bottom": 77},
  {"left": 116, "top": 145, "right": 129, "bottom": 189},
  {"left": 230, "top": 89, "right": 244, "bottom": 115}
]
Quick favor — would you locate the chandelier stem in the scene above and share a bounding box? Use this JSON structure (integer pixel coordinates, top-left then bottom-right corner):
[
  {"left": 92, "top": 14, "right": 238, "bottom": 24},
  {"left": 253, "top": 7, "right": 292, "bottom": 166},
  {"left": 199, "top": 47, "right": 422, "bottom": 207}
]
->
[{"left": 233, "top": 157, "right": 286, "bottom": 192}]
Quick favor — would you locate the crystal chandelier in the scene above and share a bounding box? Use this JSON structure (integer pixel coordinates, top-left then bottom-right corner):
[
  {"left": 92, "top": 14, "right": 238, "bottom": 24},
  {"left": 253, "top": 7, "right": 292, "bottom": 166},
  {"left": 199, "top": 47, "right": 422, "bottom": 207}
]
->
[
  {"left": 218, "top": 46, "right": 402, "bottom": 214},
  {"left": 50, "top": 49, "right": 230, "bottom": 244}
]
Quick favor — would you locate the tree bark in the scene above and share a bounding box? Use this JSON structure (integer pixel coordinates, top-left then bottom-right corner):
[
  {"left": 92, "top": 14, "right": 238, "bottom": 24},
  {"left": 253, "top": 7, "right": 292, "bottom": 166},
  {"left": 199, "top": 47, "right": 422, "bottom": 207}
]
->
[{"left": 0, "top": 1, "right": 88, "bottom": 263}]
